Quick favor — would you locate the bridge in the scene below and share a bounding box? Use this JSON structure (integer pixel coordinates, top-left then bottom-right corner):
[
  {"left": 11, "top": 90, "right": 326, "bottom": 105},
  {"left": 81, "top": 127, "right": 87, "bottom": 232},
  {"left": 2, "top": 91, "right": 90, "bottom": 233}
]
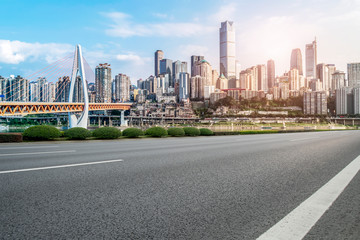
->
[
  {"left": 0, "top": 102, "right": 132, "bottom": 116},
  {"left": 0, "top": 44, "right": 131, "bottom": 128}
]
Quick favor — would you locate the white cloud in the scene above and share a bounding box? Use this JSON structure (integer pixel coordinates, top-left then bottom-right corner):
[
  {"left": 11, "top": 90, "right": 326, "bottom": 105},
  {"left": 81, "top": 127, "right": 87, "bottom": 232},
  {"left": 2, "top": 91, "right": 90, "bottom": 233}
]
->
[
  {"left": 116, "top": 53, "right": 151, "bottom": 64},
  {"left": 0, "top": 39, "right": 73, "bottom": 64},
  {"left": 210, "top": 2, "right": 237, "bottom": 23},
  {"left": 102, "top": 12, "right": 215, "bottom": 38}
]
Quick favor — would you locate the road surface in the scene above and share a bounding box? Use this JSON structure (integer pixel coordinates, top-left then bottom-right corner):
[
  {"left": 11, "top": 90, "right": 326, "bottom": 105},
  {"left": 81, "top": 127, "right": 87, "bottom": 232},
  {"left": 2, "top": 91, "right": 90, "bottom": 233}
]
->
[{"left": 1, "top": 130, "right": 360, "bottom": 239}]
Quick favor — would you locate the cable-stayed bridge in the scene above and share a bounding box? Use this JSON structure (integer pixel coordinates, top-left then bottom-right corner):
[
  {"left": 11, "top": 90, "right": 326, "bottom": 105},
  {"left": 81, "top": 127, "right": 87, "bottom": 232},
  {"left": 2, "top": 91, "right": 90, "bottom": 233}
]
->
[{"left": 0, "top": 45, "right": 131, "bottom": 128}]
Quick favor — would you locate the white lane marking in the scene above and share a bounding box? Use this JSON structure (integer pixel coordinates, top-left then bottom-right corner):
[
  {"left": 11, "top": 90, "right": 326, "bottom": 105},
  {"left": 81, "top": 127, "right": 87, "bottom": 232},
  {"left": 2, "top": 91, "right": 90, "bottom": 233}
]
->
[
  {"left": 257, "top": 155, "right": 360, "bottom": 240},
  {"left": 0, "top": 150, "right": 76, "bottom": 157},
  {"left": 0, "top": 146, "right": 59, "bottom": 150},
  {"left": 290, "top": 137, "right": 319, "bottom": 142},
  {"left": 0, "top": 159, "right": 124, "bottom": 174}
]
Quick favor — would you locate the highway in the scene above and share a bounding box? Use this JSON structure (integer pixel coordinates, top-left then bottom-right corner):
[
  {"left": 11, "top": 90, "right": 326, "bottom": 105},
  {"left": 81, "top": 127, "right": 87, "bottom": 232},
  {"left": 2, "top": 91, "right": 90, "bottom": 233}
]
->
[{"left": 0, "top": 131, "right": 360, "bottom": 239}]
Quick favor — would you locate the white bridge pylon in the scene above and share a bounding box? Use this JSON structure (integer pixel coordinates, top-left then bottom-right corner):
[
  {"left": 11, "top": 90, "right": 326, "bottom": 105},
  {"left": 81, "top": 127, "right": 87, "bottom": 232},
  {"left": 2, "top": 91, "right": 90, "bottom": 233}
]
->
[{"left": 68, "top": 45, "right": 89, "bottom": 129}]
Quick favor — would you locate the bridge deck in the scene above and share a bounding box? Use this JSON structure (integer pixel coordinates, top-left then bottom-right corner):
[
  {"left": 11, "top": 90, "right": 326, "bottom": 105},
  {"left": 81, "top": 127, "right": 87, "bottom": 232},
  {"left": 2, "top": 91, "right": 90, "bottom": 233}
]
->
[{"left": 0, "top": 102, "right": 132, "bottom": 116}]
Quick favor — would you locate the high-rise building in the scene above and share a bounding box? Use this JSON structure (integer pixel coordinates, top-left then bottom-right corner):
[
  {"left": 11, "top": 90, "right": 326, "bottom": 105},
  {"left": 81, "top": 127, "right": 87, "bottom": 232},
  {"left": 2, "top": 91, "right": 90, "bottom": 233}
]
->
[
  {"left": 332, "top": 71, "right": 346, "bottom": 90},
  {"left": 354, "top": 88, "right": 360, "bottom": 114},
  {"left": 160, "top": 59, "right": 173, "bottom": 87},
  {"left": 289, "top": 68, "right": 300, "bottom": 91},
  {"left": 316, "top": 63, "right": 329, "bottom": 92},
  {"left": 179, "top": 72, "right": 190, "bottom": 102},
  {"left": 8, "top": 75, "right": 29, "bottom": 102},
  {"left": 347, "top": 63, "right": 360, "bottom": 88},
  {"left": 257, "top": 64, "right": 267, "bottom": 91},
  {"left": 154, "top": 50, "right": 164, "bottom": 77},
  {"left": 55, "top": 76, "right": 71, "bottom": 102},
  {"left": 336, "top": 87, "right": 354, "bottom": 115},
  {"left": 191, "top": 55, "right": 204, "bottom": 77},
  {"left": 326, "top": 64, "right": 336, "bottom": 91},
  {"left": 303, "top": 91, "right": 327, "bottom": 115},
  {"left": 306, "top": 38, "right": 317, "bottom": 78},
  {"left": 193, "top": 59, "right": 213, "bottom": 87},
  {"left": 267, "top": 59, "right": 275, "bottom": 90},
  {"left": 0, "top": 76, "right": 8, "bottom": 101},
  {"left": 290, "top": 48, "right": 303, "bottom": 75},
  {"left": 114, "top": 73, "right": 131, "bottom": 102},
  {"left": 220, "top": 21, "right": 236, "bottom": 83},
  {"left": 95, "top": 63, "right": 112, "bottom": 103},
  {"left": 190, "top": 76, "right": 205, "bottom": 100}
]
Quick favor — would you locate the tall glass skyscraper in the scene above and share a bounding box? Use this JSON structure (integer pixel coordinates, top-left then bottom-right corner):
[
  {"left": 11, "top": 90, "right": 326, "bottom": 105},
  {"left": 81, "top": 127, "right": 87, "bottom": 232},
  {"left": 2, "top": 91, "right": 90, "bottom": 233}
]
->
[
  {"left": 306, "top": 38, "right": 317, "bottom": 79},
  {"left": 220, "top": 21, "right": 236, "bottom": 84},
  {"left": 290, "top": 48, "right": 303, "bottom": 75}
]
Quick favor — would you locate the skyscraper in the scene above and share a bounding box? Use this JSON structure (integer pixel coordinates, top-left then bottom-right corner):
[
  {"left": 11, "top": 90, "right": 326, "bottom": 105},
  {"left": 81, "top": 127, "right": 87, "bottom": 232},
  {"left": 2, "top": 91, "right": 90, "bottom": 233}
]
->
[
  {"left": 267, "top": 59, "right": 275, "bottom": 90},
  {"left": 160, "top": 58, "right": 173, "bottom": 87},
  {"left": 95, "top": 63, "right": 112, "bottom": 103},
  {"left": 347, "top": 63, "right": 360, "bottom": 88},
  {"left": 114, "top": 73, "right": 131, "bottom": 102},
  {"left": 191, "top": 55, "right": 204, "bottom": 77},
  {"left": 154, "top": 50, "right": 164, "bottom": 77},
  {"left": 220, "top": 21, "right": 236, "bottom": 83},
  {"left": 290, "top": 48, "right": 303, "bottom": 75},
  {"left": 257, "top": 64, "right": 267, "bottom": 91},
  {"left": 306, "top": 38, "right": 317, "bottom": 79}
]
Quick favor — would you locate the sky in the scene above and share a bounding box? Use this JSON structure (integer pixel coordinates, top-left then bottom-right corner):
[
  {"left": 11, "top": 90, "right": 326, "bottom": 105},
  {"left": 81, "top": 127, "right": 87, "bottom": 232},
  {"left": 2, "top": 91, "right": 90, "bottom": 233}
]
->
[{"left": 0, "top": 0, "right": 359, "bottom": 84}]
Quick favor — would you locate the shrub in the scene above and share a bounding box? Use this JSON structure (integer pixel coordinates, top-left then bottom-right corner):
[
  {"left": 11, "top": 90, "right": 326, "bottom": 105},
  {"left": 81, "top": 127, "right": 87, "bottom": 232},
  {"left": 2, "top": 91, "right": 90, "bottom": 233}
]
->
[
  {"left": 167, "top": 127, "right": 185, "bottom": 137},
  {"left": 64, "top": 127, "right": 91, "bottom": 140},
  {"left": 122, "top": 128, "right": 143, "bottom": 138},
  {"left": 0, "top": 133, "right": 23, "bottom": 143},
  {"left": 23, "top": 125, "right": 60, "bottom": 140},
  {"left": 59, "top": 131, "right": 65, "bottom": 137},
  {"left": 199, "top": 128, "right": 214, "bottom": 136},
  {"left": 145, "top": 127, "right": 167, "bottom": 137},
  {"left": 183, "top": 127, "right": 200, "bottom": 136},
  {"left": 92, "top": 127, "right": 121, "bottom": 139}
]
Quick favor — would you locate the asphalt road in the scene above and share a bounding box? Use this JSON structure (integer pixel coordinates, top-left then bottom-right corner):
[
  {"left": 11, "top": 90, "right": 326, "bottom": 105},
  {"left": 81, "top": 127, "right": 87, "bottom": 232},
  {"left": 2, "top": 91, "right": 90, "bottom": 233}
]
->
[{"left": 0, "top": 130, "right": 360, "bottom": 239}]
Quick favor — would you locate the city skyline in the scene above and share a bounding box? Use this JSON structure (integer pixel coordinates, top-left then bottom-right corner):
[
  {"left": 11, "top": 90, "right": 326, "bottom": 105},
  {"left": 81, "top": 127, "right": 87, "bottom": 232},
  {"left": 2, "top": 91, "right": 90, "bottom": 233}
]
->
[{"left": 0, "top": 0, "right": 359, "bottom": 83}]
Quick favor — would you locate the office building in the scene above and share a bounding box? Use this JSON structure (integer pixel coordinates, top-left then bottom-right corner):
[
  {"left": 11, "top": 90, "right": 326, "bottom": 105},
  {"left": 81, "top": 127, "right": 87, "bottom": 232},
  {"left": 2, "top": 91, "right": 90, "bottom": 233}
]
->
[
  {"left": 257, "top": 64, "right": 267, "bottom": 91},
  {"left": 336, "top": 87, "right": 353, "bottom": 115},
  {"left": 154, "top": 50, "right": 164, "bottom": 77},
  {"left": 191, "top": 55, "right": 204, "bottom": 77},
  {"left": 347, "top": 63, "right": 360, "bottom": 88},
  {"left": 220, "top": 21, "right": 236, "bottom": 83},
  {"left": 179, "top": 72, "right": 190, "bottom": 102},
  {"left": 267, "top": 59, "right": 275, "bottom": 89},
  {"left": 290, "top": 48, "right": 303, "bottom": 75},
  {"left": 289, "top": 68, "right": 300, "bottom": 91},
  {"left": 95, "top": 63, "right": 112, "bottom": 103},
  {"left": 160, "top": 59, "right": 173, "bottom": 87},
  {"left": 332, "top": 71, "right": 346, "bottom": 90},
  {"left": 306, "top": 38, "right": 317, "bottom": 79}
]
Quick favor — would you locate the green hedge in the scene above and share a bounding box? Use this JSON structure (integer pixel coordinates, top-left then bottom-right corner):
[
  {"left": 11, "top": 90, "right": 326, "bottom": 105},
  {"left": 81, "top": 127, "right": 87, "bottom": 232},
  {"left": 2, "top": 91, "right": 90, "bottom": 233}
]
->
[
  {"left": 23, "top": 125, "right": 60, "bottom": 140},
  {"left": 0, "top": 133, "right": 23, "bottom": 142},
  {"left": 167, "top": 127, "right": 185, "bottom": 137},
  {"left": 199, "top": 128, "right": 214, "bottom": 136},
  {"left": 122, "top": 128, "right": 143, "bottom": 138},
  {"left": 64, "top": 127, "right": 91, "bottom": 140},
  {"left": 183, "top": 127, "right": 200, "bottom": 136},
  {"left": 92, "top": 127, "right": 121, "bottom": 139},
  {"left": 145, "top": 127, "right": 167, "bottom": 137}
]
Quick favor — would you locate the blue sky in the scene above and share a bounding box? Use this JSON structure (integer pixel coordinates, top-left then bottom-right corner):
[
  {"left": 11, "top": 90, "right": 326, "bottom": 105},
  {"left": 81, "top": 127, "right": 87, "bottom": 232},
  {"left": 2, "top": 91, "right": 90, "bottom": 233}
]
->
[{"left": 1, "top": 0, "right": 359, "bottom": 83}]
